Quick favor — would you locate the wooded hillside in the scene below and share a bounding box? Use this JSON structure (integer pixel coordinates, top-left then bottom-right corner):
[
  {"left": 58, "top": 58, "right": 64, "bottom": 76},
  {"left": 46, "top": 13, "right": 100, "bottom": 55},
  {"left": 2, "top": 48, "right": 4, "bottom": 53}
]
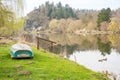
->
[
  {"left": 25, "top": 1, "right": 97, "bottom": 31},
  {"left": 25, "top": 1, "right": 120, "bottom": 33}
]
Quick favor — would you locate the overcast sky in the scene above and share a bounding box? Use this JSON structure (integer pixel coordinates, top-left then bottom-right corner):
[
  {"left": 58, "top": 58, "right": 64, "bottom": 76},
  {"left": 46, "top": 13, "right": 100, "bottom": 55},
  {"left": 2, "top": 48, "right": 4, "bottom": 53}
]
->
[{"left": 24, "top": 0, "right": 120, "bottom": 15}]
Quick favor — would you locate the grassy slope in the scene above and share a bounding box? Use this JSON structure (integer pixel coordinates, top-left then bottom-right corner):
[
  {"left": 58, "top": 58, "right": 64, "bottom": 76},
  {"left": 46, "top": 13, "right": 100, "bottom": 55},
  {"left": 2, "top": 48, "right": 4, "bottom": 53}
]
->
[{"left": 0, "top": 42, "right": 109, "bottom": 80}]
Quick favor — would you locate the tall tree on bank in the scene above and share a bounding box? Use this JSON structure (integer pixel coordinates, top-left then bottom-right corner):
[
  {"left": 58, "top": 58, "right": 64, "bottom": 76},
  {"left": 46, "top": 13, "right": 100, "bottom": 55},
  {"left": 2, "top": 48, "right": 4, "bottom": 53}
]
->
[
  {"left": 0, "top": 0, "right": 24, "bottom": 37},
  {"left": 97, "top": 8, "right": 111, "bottom": 29}
]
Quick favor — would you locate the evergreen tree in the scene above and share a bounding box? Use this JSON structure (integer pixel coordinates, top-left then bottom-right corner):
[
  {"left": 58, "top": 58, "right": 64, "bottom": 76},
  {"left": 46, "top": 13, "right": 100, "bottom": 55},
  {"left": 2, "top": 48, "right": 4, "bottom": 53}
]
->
[
  {"left": 97, "top": 8, "right": 111, "bottom": 28},
  {"left": 41, "top": 2, "right": 76, "bottom": 19}
]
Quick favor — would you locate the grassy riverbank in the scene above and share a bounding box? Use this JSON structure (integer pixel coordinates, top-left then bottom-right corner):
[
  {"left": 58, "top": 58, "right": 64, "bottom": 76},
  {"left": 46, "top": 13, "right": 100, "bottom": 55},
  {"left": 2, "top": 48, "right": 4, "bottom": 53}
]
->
[{"left": 0, "top": 42, "right": 109, "bottom": 80}]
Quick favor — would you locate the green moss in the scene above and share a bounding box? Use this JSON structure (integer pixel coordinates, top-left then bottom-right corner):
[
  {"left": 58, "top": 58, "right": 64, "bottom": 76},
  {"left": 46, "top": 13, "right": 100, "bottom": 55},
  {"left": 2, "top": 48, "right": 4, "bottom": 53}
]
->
[{"left": 0, "top": 42, "right": 109, "bottom": 80}]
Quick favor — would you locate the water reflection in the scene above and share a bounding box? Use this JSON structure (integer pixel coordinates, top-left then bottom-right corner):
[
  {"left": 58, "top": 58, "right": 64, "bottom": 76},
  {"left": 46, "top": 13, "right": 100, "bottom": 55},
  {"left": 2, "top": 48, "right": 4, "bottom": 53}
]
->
[
  {"left": 49, "top": 44, "right": 78, "bottom": 58},
  {"left": 97, "top": 37, "right": 111, "bottom": 56},
  {"left": 46, "top": 34, "right": 120, "bottom": 55}
]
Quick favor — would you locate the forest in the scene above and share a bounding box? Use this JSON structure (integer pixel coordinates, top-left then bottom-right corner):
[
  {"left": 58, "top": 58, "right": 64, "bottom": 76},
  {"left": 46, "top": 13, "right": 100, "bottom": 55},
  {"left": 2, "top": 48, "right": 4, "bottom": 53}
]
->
[{"left": 25, "top": 1, "right": 120, "bottom": 34}]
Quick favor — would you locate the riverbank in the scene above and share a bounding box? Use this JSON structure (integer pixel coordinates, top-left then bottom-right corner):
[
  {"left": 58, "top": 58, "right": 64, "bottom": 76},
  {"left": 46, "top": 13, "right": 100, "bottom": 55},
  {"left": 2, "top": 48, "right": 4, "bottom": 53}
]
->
[
  {"left": 75, "top": 30, "right": 118, "bottom": 35},
  {"left": 0, "top": 42, "right": 109, "bottom": 80}
]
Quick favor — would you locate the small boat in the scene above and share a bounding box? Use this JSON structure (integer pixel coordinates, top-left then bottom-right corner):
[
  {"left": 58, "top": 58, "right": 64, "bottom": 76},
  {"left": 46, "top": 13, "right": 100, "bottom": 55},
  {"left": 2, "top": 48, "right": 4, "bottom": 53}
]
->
[{"left": 10, "top": 43, "right": 33, "bottom": 58}]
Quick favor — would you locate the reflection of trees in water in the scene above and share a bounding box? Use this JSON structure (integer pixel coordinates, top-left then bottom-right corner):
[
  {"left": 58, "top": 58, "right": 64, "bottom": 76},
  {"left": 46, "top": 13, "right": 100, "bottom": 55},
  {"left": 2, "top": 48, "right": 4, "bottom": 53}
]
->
[
  {"left": 23, "top": 32, "right": 120, "bottom": 55},
  {"left": 66, "top": 45, "right": 78, "bottom": 55},
  {"left": 80, "top": 39, "right": 95, "bottom": 50},
  {"left": 50, "top": 44, "right": 78, "bottom": 57},
  {"left": 48, "top": 32, "right": 79, "bottom": 57},
  {"left": 115, "top": 43, "right": 120, "bottom": 54},
  {"left": 45, "top": 33, "right": 120, "bottom": 55},
  {"left": 49, "top": 44, "right": 62, "bottom": 54},
  {"left": 50, "top": 35, "right": 112, "bottom": 57},
  {"left": 48, "top": 33, "right": 98, "bottom": 51},
  {"left": 97, "top": 37, "right": 111, "bottom": 56},
  {"left": 107, "top": 34, "right": 120, "bottom": 54}
]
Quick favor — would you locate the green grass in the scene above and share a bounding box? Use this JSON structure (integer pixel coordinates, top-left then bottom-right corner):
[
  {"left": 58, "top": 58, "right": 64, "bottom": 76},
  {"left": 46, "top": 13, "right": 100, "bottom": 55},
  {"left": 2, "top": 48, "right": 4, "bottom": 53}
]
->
[{"left": 0, "top": 42, "right": 109, "bottom": 80}]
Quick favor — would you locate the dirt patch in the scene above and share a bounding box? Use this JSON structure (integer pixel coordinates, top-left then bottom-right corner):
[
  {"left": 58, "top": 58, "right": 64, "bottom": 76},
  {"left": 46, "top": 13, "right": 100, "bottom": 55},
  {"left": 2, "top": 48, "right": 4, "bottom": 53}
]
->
[
  {"left": 56, "top": 78, "right": 62, "bottom": 80},
  {"left": 14, "top": 65, "right": 23, "bottom": 70},
  {"left": 27, "top": 61, "right": 34, "bottom": 64},
  {"left": 18, "top": 70, "right": 31, "bottom": 75}
]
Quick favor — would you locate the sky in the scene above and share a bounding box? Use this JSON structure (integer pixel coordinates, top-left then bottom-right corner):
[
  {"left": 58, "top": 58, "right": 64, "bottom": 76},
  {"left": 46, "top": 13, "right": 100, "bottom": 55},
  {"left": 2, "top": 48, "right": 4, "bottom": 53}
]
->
[{"left": 24, "top": 0, "right": 120, "bottom": 15}]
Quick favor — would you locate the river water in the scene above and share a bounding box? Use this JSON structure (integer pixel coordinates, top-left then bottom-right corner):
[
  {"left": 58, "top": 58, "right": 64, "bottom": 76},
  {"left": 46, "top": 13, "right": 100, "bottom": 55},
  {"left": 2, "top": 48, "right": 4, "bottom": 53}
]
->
[
  {"left": 69, "top": 49, "right": 120, "bottom": 80},
  {"left": 25, "top": 33, "right": 120, "bottom": 80}
]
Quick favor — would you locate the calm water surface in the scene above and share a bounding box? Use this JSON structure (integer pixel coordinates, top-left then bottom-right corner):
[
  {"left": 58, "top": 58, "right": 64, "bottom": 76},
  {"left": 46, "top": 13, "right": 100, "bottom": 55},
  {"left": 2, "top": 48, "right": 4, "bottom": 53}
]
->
[{"left": 69, "top": 49, "right": 120, "bottom": 79}]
